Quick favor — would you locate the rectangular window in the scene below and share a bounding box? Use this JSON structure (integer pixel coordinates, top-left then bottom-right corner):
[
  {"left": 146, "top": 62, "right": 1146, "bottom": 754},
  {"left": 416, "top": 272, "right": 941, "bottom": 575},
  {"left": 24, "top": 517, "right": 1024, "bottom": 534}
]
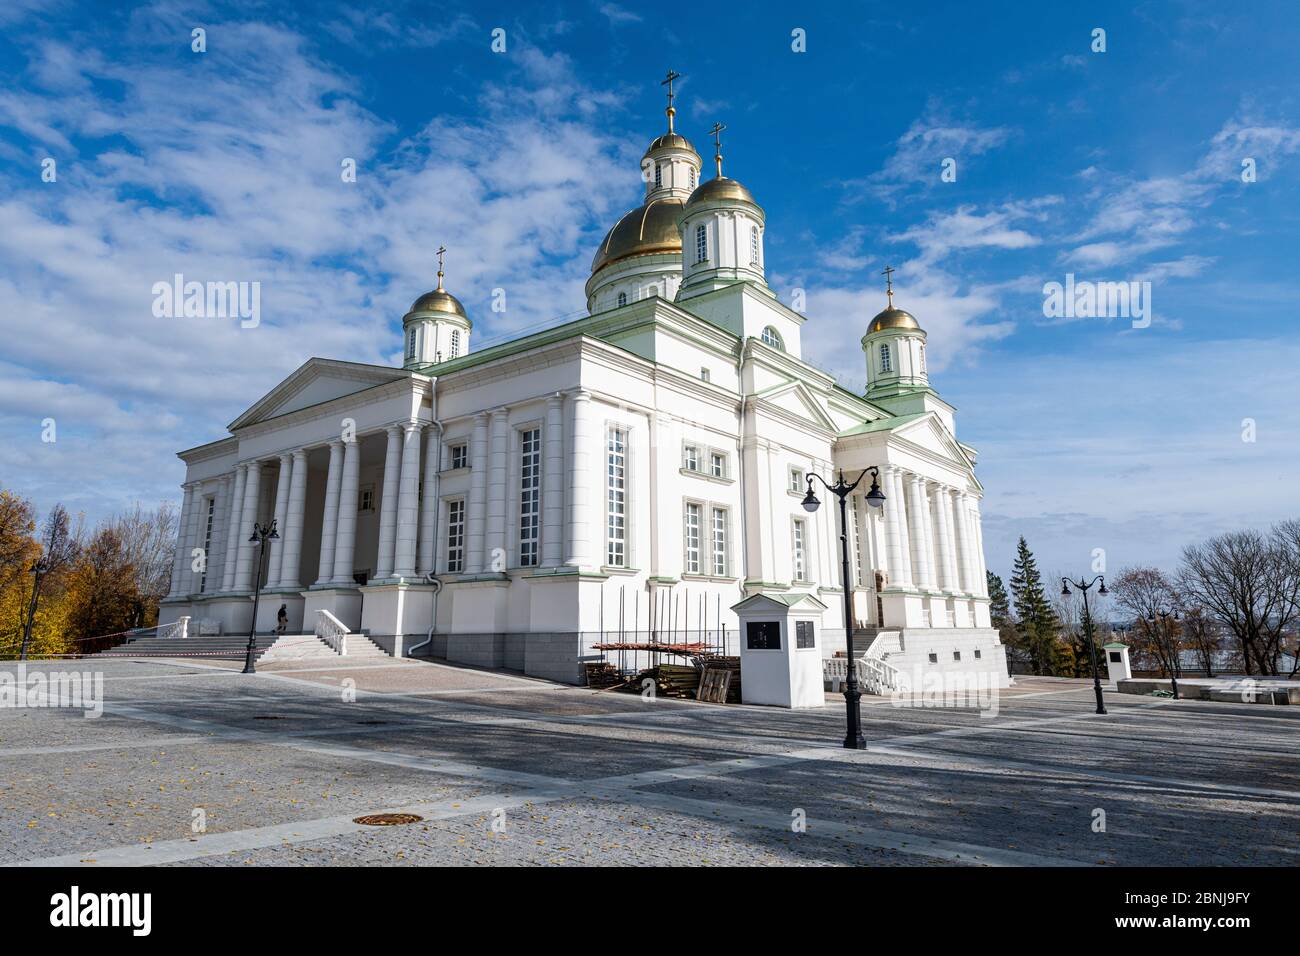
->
[
  {"left": 695, "top": 224, "right": 707, "bottom": 263},
  {"left": 851, "top": 496, "right": 863, "bottom": 587},
  {"left": 700, "top": 367, "right": 710, "bottom": 383},
  {"left": 711, "top": 506, "right": 727, "bottom": 576},
  {"left": 790, "top": 467, "right": 804, "bottom": 493},
  {"left": 709, "top": 452, "right": 725, "bottom": 479},
  {"left": 519, "top": 427, "right": 541, "bottom": 567},
  {"left": 792, "top": 519, "right": 806, "bottom": 582},
  {"left": 358, "top": 484, "right": 374, "bottom": 513},
  {"left": 445, "top": 499, "right": 465, "bottom": 573},
  {"left": 795, "top": 620, "right": 815, "bottom": 649},
  {"left": 684, "top": 502, "right": 701, "bottom": 574},
  {"left": 746, "top": 621, "right": 781, "bottom": 650},
  {"left": 199, "top": 497, "right": 215, "bottom": 592},
  {"left": 683, "top": 444, "right": 699, "bottom": 472},
  {"left": 449, "top": 443, "right": 468, "bottom": 470},
  {"left": 606, "top": 426, "right": 627, "bottom": 567}
]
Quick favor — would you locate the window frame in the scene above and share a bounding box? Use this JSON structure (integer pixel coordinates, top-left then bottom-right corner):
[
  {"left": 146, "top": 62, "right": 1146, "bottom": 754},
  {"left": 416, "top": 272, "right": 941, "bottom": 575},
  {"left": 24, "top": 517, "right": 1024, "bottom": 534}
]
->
[
  {"left": 448, "top": 443, "right": 468, "bottom": 470},
  {"left": 695, "top": 223, "right": 707, "bottom": 264},
  {"left": 445, "top": 497, "right": 465, "bottom": 573},
  {"left": 605, "top": 424, "right": 629, "bottom": 568},
  {"left": 791, "top": 517, "right": 807, "bottom": 582},
  {"left": 879, "top": 342, "right": 892, "bottom": 373},
  {"left": 684, "top": 501, "right": 702, "bottom": 574},
  {"left": 761, "top": 325, "right": 783, "bottom": 351},
  {"left": 518, "top": 426, "right": 541, "bottom": 567}
]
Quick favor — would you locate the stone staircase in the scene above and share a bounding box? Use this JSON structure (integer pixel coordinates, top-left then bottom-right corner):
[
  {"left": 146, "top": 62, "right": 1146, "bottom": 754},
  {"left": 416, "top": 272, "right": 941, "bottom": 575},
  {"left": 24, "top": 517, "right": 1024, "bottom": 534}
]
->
[
  {"left": 93, "top": 632, "right": 279, "bottom": 661},
  {"left": 92, "top": 630, "right": 390, "bottom": 662}
]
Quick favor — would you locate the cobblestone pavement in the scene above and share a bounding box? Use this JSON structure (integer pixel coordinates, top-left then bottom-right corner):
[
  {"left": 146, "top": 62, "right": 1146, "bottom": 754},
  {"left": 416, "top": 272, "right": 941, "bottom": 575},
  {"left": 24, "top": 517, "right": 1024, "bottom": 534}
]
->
[{"left": 1, "top": 658, "right": 1296, "bottom": 866}]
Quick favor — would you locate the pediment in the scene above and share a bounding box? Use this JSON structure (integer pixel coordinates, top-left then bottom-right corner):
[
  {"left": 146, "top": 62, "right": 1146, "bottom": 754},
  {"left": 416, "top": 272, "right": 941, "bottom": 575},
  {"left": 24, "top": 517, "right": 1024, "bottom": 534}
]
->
[
  {"left": 890, "top": 413, "right": 977, "bottom": 474},
  {"left": 753, "top": 379, "right": 838, "bottom": 432},
  {"left": 228, "top": 359, "right": 409, "bottom": 431}
]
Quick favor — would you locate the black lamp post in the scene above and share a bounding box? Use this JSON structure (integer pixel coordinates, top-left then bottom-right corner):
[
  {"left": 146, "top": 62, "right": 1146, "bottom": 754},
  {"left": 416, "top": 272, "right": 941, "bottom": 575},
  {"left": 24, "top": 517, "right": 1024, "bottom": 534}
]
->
[
  {"left": 1150, "top": 607, "right": 1181, "bottom": 699},
  {"left": 18, "top": 556, "right": 51, "bottom": 661},
  {"left": 1061, "top": 574, "right": 1108, "bottom": 714},
  {"left": 802, "top": 466, "right": 886, "bottom": 749},
  {"left": 242, "top": 519, "right": 278, "bottom": 674}
]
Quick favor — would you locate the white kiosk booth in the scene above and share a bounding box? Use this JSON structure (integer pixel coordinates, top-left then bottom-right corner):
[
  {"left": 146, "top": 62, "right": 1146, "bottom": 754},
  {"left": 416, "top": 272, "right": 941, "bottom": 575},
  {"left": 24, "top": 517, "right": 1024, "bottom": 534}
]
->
[
  {"left": 1103, "top": 641, "right": 1132, "bottom": 682},
  {"left": 731, "top": 593, "right": 827, "bottom": 708}
]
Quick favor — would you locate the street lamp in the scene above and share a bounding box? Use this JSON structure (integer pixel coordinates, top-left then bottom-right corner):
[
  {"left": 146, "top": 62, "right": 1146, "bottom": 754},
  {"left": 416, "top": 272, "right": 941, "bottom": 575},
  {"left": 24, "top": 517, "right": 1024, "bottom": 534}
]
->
[
  {"left": 1061, "top": 575, "right": 1108, "bottom": 714},
  {"left": 242, "top": 519, "right": 279, "bottom": 674},
  {"left": 18, "top": 556, "right": 51, "bottom": 661},
  {"left": 1149, "top": 607, "right": 1182, "bottom": 700},
  {"left": 802, "top": 466, "right": 885, "bottom": 749}
]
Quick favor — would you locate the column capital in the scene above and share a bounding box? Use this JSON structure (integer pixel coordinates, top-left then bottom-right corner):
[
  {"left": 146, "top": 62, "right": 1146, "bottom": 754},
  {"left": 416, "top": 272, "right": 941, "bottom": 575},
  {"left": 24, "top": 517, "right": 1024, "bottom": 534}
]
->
[
  {"left": 385, "top": 422, "right": 403, "bottom": 436},
  {"left": 403, "top": 420, "right": 422, "bottom": 435},
  {"left": 545, "top": 391, "right": 564, "bottom": 408},
  {"left": 327, "top": 437, "right": 345, "bottom": 450},
  {"left": 277, "top": 450, "right": 292, "bottom": 464},
  {"left": 490, "top": 406, "right": 508, "bottom": 419},
  {"left": 569, "top": 387, "right": 592, "bottom": 403},
  {"left": 292, "top": 447, "right": 308, "bottom": 462}
]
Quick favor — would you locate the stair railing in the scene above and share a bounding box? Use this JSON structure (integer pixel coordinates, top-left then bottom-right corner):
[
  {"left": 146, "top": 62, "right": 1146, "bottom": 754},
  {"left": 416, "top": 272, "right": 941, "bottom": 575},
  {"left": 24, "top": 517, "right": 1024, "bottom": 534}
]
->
[
  {"left": 315, "top": 610, "right": 349, "bottom": 656},
  {"left": 157, "top": 617, "right": 189, "bottom": 640}
]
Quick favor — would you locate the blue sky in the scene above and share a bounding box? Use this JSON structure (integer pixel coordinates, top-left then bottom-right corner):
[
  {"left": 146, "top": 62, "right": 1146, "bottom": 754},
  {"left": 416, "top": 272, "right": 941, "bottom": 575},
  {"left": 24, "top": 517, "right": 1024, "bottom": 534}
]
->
[{"left": 1, "top": 0, "right": 1298, "bottom": 583}]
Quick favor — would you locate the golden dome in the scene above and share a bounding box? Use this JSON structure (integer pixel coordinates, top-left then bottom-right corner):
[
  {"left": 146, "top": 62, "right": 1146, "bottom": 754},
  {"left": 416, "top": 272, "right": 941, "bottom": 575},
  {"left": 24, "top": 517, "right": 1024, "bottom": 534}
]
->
[
  {"left": 591, "top": 197, "right": 685, "bottom": 275},
  {"left": 406, "top": 288, "right": 467, "bottom": 320},
  {"left": 867, "top": 307, "right": 922, "bottom": 334},
  {"left": 643, "top": 132, "right": 697, "bottom": 157},
  {"left": 686, "top": 176, "right": 756, "bottom": 208}
]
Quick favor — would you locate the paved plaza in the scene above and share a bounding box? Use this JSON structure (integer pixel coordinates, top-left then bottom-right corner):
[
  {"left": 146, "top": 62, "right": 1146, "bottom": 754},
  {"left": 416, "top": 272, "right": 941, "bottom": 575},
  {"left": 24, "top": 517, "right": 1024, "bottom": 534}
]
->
[{"left": 1, "top": 657, "right": 1296, "bottom": 867}]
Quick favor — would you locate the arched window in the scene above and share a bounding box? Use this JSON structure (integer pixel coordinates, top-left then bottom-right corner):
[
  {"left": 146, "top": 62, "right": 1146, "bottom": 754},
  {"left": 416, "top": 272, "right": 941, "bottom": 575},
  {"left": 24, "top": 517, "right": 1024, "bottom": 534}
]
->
[
  {"left": 750, "top": 226, "right": 760, "bottom": 265},
  {"left": 406, "top": 327, "right": 417, "bottom": 360},
  {"left": 695, "top": 224, "right": 707, "bottom": 263},
  {"left": 617, "top": 291, "right": 627, "bottom": 307},
  {"left": 689, "top": 167, "right": 697, "bottom": 189},
  {"left": 879, "top": 343, "right": 892, "bottom": 372},
  {"left": 761, "top": 326, "right": 784, "bottom": 351},
  {"left": 450, "top": 329, "right": 461, "bottom": 359},
  {"left": 654, "top": 164, "right": 662, "bottom": 188}
]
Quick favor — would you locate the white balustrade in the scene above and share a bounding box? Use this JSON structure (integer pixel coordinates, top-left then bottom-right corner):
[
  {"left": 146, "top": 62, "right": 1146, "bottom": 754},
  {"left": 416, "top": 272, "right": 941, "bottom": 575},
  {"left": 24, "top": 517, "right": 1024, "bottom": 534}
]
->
[{"left": 314, "top": 609, "right": 349, "bottom": 656}]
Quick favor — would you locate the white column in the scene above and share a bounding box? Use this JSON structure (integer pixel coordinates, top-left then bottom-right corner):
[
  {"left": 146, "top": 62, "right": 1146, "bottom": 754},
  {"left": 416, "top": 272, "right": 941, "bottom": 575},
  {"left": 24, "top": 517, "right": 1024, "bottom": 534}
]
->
[
  {"left": 970, "top": 497, "right": 989, "bottom": 597},
  {"left": 234, "top": 462, "right": 264, "bottom": 591},
  {"left": 565, "top": 389, "right": 592, "bottom": 567},
  {"left": 375, "top": 424, "right": 402, "bottom": 580},
  {"left": 280, "top": 448, "right": 309, "bottom": 589},
  {"left": 394, "top": 422, "right": 422, "bottom": 579},
  {"left": 266, "top": 453, "right": 293, "bottom": 588},
  {"left": 542, "top": 393, "right": 564, "bottom": 568},
  {"left": 905, "top": 474, "right": 932, "bottom": 590},
  {"left": 931, "top": 482, "right": 955, "bottom": 592},
  {"left": 184, "top": 484, "right": 208, "bottom": 595},
  {"left": 485, "top": 408, "right": 508, "bottom": 570},
  {"left": 884, "top": 466, "right": 911, "bottom": 587},
  {"left": 466, "top": 413, "right": 489, "bottom": 573},
  {"left": 331, "top": 437, "right": 361, "bottom": 586},
  {"left": 417, "top": 424, "right": 441, "bottom": 576},
  {"left": 221, "top": 464, "right": 247, "bottom": 592},
  {"left": 207, "top": 475, "right": 231, "bottom": 594},
  {"left": 315, "top": 440, "right": 343, "bottom": 586},
  {"left": 950, "top": 489, "right": 974, "bottom": 594},
  {"left": 168, "top": 483, "right": 195, "bottom": 598}
]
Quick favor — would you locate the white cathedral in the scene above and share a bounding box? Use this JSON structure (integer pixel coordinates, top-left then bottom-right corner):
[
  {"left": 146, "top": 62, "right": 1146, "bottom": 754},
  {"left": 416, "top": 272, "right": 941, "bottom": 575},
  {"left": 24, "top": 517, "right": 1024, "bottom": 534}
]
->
[{"left": 159, "top": 89, "right": 1007, "bottom": 687}]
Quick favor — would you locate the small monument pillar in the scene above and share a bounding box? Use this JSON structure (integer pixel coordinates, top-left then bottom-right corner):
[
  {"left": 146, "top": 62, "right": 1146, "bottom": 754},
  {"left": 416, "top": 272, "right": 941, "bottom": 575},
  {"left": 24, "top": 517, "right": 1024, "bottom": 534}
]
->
[
  {"left": 1103, "top": 641, "right": 1132, "bottom": 682},
  {"left": 731, "top": 593, "right": 827, "bottom": 708}
]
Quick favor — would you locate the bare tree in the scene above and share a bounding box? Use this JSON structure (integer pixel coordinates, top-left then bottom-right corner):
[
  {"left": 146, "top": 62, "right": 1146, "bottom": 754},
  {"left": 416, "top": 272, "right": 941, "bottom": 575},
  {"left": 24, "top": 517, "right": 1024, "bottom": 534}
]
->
[
  {"left": 113, "top": 502, "right": 177, "bottom": 627},
  {"left": 1110, "top": 566, "right": 1184, "bottom": 694},
  {"left": 1180, "top": 606, "right": 1220, "bottom": 678},
  {"left": 1178, "top": 528, "right": 1296, "bottom": 676}
]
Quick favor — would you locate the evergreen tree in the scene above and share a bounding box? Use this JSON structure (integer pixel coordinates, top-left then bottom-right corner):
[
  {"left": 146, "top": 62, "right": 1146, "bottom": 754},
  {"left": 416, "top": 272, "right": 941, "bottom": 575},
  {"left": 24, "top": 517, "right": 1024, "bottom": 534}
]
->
[{"left": 1008, "top": 537, "right": 1061, "bottom": 674}]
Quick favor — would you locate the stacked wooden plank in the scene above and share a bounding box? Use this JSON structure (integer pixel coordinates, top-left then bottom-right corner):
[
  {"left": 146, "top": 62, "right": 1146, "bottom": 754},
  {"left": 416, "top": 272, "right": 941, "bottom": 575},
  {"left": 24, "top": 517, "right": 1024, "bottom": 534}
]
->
[
  {"left": 696, "top": 655, "right": 742, "bottom": 703},
  {"left": 649, "top": 663, "right": 700, "bottom": 699},
  {"left": 584, "top": 662, "right": 624, "bottom": 689}
]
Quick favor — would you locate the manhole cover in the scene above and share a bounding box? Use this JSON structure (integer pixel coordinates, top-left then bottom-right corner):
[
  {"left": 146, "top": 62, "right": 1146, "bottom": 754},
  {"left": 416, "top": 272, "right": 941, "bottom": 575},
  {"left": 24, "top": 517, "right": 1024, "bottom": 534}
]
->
[{"left": 353, "top": 813, "right": 423, "bottom": 826}]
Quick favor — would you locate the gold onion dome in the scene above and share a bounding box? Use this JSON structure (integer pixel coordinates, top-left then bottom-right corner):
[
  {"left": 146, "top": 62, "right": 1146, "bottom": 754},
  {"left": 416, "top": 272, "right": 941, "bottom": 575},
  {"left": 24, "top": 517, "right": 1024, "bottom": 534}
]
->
[
  {"left": 685, "top": 176, "right": 755, "bottom": 208},
  {"left": 867, "top": 307, "right": 922, "bottom": 334},
  {"left": 406, "top": 288, "right": 467, "bottom": 320},
  {"left": 590, "top": 197, "right": 685, "bottom": 275},
  {"left": 643, "top": 132, "right": 696, "bottom": 157}
]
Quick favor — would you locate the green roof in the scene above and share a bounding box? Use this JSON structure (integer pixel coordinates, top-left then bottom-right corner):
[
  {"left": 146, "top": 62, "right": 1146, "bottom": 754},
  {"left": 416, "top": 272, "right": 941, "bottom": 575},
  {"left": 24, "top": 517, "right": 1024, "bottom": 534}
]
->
[{"left": 837, "top": 411, "right": 927, "bottom": 438}]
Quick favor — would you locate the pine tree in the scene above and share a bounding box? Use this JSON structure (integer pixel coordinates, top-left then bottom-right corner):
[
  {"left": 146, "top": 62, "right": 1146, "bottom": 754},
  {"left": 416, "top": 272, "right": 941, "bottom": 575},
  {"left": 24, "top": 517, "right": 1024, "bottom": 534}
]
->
[
  {"left": 1008, "top": 537, "right": 1061, "bottom": 674},
  {"left": 987, "top": 571, "right": 1012, "bottom": 628}
]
